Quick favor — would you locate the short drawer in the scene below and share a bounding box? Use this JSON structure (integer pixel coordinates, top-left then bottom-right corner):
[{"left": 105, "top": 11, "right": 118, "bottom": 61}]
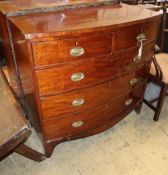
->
[
  {"left": 40, "top": 65, "right": 149, "bottom": 120},
  {"left": 43, "top": 83, "right": 146, "bottom": 140},
  {"left": 35, "top": 41, "right": 154, "bottom": 96},
  {"left": 116, "top": 20, "right": 160, "bottom": 51},
  {"left": 32, "top": 33, "right": 113, "bottom": 67}
]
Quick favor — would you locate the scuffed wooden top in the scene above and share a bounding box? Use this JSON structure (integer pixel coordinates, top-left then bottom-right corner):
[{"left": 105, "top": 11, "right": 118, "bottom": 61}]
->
[
  {"left": 0, "top": 0, "right": 120, "bottom": 16},
  {"left": 8, "top": 4, "right": 162, "bottom": 40}
]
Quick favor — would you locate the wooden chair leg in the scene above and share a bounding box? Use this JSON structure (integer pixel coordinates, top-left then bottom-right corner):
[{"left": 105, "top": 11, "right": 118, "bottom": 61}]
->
[
  {"left": 153, "top": 84, "right": 168, "bottom": 121},
  {"left": 135, "top": 101, "right": 143, "bottom": 114},
  {"left": 14, "top": 143, "right": 46, "bottom": 162}
]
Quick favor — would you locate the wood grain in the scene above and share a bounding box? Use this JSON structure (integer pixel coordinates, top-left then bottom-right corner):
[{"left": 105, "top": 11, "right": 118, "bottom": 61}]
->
[
  {"left": 35, "top": 41, "right": 154, "bottom": 96},
  {"left": 0, "top": 69, "right": 29, "bottom": 157},
  {"left": 32, "top": 33, "right": 113, "bottom": 67},
  {"left": 43, "top": 83, "right": 146, "bottom": 140},
  {"left": 116, "top": 20, "right": 160, "bottom": 51},
  {"left": 40, "top": 65, "right": 149, "bottom": 120},
  {"left": 8, "top": 4, "right": 162, "bottom": 40},
  {"left": 0, "top": 3, "right": 161, "bottom": 157}
]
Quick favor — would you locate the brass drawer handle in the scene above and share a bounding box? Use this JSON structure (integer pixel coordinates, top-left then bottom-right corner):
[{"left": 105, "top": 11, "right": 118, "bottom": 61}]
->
[
  {"left": 136, "top": 33, "right": 146, "bottom": 41},
  {"left": 133, "top": 56, "right": 142, "bottom": 63},
  {"left": 130, "top": 78, "right": 138, "bottom": 86},
  {"left": 125, "top": 98, "right": 133, "bottom": 106},
  {"left": 70, "top": 47, "right": 85, "bottom": 57},
  {"left": 72, "top": 121, "right": 84, "bottom": 128},
  {"left": 72, "top": 98, "right": 85, "bottom": 106},
  {"left": 71, "top": 72, "right": 84, "bottom": 82}
]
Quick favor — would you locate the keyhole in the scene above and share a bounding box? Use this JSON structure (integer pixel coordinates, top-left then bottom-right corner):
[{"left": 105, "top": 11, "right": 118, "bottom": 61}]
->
[{"left": 75, "top": 41, "right": 78, "bottom": 46}]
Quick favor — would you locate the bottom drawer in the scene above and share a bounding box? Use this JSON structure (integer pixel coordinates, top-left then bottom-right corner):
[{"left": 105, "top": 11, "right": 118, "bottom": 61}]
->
[{"left": 43, "top": 83, "right": 146, "bottom": 140}]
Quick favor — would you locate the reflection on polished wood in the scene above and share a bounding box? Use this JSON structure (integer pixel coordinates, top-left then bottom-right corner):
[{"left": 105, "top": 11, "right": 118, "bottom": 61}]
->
[{"left": 8, "top": 4, "right": 162, "bottom": 39}]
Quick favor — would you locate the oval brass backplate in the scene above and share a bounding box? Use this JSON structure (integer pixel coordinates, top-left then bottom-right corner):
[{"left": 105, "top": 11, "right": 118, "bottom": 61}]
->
[
  {"left": 130, "top": 78, "right": 138, "bottom": 87},
  {"left": 71, "top": 72, "right": 84, "bottom": 82},
  {"left": 70, "top": 47, "right": 85, "bottom": 57},
  {"left": 72, "top": 98, "right": 85, "bottom": 106},
  {"left": 72, "top": 121, "right": 84, "bottom": 128},
  {"left": 133, "top": 56, "right": 142, "bottom": 63},
  {"left": 136, "top": 33, "right": 146, "bottom": 41},
  {"left": 125, "top": 98, "right": 133, "bottom": 106}
]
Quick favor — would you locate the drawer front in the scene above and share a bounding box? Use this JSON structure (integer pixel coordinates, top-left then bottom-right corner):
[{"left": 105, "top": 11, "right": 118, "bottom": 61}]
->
[
  {"left": 43, "top": 83, "right": 146, "bottom": 140},
  {"left": 116, "top": 20, "right": 160, "bottom": 51},
  {"left": 40, "top": 65, "right": 149, "bottom": 120},
  {"left": 35, "top": 42, "right": 154, "bottom": 96},
  {"left": 32, "top": 34, "right": 112, "bottom": 67}
]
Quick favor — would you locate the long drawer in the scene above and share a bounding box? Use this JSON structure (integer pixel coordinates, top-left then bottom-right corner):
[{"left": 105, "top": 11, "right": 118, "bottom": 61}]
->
[
  {"left": 40, "top": 65, "right": 149, "bottom": 120},
  {"left": 35, "top": 41, "right": 154, "bottom": 96},
  {"left": 43, "top": 83, "right": 146, "bottom": 140},
  {"left": 32, "top": 33, "right": 113, "bottom": 67}
]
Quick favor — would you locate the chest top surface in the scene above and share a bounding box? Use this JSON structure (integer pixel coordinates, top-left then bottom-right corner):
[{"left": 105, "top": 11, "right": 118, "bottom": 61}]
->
[{"left": 8, "top": 4, "right": 162, "bottom": 40}]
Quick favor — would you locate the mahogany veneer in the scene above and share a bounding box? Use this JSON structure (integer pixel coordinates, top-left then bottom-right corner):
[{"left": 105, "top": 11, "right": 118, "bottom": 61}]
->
[
  {"left": 43, "top": 83, "right": 146, "bottom": 140},
  {"left": 32, "top": 33, "right": 113, "bottom": 66},
  {"left": 40, "top": 65, "right": 149, "bottom": 119},
  {"left": 0, "top": 2, "right": 162, "bottom": 157}
]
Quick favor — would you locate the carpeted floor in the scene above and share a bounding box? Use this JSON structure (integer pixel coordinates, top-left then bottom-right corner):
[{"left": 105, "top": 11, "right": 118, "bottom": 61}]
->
[{"left": 1, "top": 83, "right": 168, "bottom": 175}]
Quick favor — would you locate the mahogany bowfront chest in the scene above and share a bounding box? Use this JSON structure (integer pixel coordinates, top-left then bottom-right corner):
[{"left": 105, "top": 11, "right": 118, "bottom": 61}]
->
[{"left": 0, "top": 1, "right": 162, "bottom": 157}]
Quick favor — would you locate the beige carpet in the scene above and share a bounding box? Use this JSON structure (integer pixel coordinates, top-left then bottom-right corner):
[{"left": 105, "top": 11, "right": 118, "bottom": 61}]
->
[{"left": 1, "top": 93, "right": 168, "bottom": 175}]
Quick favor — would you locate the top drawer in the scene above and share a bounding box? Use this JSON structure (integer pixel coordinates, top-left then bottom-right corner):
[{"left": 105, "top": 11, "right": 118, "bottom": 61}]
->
[
  {"left": 32, "top": 33, "right": 113, "bottom": 67},
  {"left": 116, "top": 20, "right": 160, "bottom": 51}
]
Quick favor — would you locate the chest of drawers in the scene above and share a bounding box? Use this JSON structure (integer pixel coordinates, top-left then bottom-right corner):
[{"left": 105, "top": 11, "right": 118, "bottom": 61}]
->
[{"left": 0, "top": 1, "right": 162, "bottom": 157}]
